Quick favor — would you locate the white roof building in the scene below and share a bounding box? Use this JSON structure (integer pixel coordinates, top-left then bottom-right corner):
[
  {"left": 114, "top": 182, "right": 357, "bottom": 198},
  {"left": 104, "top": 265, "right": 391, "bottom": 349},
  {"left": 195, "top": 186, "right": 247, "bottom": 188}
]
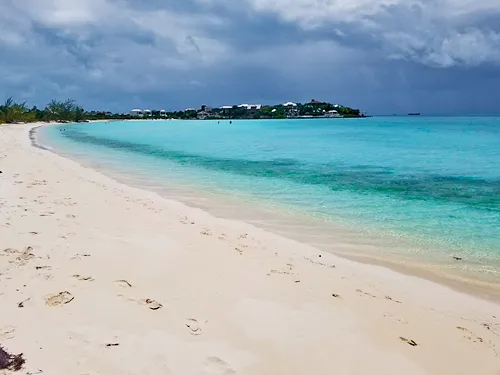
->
[
  {"left": 238, "top": 104, "right": 261, "bottom": 110},
  {"left": 283, "top": 102, "right": 297, "bottom": 107},
  {"left": 130, "top": 109, "right": 144, "bottom": 117},
  {"left": 326, "top": 109, "right": 341, "bottom": 118}
]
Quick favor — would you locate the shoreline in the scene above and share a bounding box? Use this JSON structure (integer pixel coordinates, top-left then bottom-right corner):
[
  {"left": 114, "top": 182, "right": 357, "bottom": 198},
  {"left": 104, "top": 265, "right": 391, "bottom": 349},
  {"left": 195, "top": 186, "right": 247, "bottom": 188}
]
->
[
  {"left": 36, "top": 123, "right": 500, "bottom": 301},
  {"left": 1, "top": 122, "right": 500, "bottom": 374}
]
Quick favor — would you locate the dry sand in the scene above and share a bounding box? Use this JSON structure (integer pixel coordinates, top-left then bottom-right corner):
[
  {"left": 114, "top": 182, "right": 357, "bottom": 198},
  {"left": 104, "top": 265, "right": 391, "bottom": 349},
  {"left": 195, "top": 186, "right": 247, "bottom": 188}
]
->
[{"left": 0, "top": 123, "right": 499, "bottom": 375}]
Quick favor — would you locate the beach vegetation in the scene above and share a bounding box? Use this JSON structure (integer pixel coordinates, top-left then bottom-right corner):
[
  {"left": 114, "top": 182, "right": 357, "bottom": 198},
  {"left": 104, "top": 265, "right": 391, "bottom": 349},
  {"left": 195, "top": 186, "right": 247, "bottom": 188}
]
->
[
  {"left": 0, "top": 97, "right": 128, "bottom": 124},
  {"left": 0, "top": 97, "right": 36, "bottom": 123}
]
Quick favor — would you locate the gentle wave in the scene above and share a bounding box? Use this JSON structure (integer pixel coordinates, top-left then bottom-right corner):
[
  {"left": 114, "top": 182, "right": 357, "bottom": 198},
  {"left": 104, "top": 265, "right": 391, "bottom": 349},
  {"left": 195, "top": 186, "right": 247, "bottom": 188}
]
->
[{"left": 61, "top": 127, "right": 500, "bottom": 211}]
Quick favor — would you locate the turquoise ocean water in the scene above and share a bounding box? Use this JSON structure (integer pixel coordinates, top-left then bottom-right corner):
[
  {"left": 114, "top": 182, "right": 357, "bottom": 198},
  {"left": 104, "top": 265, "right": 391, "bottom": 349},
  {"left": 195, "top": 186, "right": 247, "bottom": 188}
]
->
[{"left": 39, "top": 117, "right": 500, "bottom": 287}]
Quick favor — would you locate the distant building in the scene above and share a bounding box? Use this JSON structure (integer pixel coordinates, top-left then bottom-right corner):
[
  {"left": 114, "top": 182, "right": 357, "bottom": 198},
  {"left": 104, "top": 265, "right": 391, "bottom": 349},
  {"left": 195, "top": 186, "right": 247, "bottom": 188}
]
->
[
  {"left": 160, "top": 110, "right": 167, "bottom": 117},
  {"left": 197, "top": 105, "right": 214, "bottom": 120},
  {"left": 283, "top": 102, "right": 298, "bottom": 118},
  {"left": 143, "top": 109, "right": 152, "bottom": 117},
  {"left": 225, "top": 104, "right": 261, "bottom": 117},
  {"left": 325, "top": 110, "right": 341, "bottom": 118},
  {"left": 219, "top": 105, "right": 233, "bottom": 118},
  {"left": 242, "top": 104, "right": 261, "bottom": 117},
  {"left": 237, "top": 104, "right": 261, "bottom": 110},
  {"left": 197, "top": 111, "right": 209, "bottom": 120},
  {"left": 130, "top": 109, "right": 144, "bottom": 117}
]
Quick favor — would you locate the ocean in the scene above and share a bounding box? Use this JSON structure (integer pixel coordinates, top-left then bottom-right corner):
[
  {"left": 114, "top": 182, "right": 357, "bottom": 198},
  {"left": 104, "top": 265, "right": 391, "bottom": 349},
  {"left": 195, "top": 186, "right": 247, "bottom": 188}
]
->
[{"left": 38, "top": 117, "right": 500, "bottom": 289}]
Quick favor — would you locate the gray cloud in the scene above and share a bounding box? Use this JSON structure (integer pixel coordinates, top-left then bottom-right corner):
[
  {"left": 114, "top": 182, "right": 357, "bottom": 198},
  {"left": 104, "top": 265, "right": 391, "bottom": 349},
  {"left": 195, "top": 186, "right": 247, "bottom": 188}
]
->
[
  {"left": 1, "top": 0, "right": 500, "bottom": 114},
  {"left": 240, "top": 0, "right": 500, "bottom": 67}
]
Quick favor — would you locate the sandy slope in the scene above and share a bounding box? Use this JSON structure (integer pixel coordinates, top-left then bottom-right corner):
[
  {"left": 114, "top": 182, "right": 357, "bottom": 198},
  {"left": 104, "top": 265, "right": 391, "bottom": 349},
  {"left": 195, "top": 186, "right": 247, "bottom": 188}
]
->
[{"left": 0, "top": 123, "right": 499, "bottom": 375}]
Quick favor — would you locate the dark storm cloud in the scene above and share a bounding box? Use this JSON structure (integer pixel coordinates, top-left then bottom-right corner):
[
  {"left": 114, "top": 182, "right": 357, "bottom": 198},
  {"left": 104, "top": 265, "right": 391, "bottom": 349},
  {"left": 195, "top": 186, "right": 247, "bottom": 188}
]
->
[{"left": 0, "top": 0, "right": 499, "bottom": 114}]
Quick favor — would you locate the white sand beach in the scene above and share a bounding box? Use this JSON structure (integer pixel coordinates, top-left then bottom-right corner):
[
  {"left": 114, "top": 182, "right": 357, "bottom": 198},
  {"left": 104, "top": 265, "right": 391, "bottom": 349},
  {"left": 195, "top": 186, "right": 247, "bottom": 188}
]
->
[{"left": 1, "top": 123, "right": 499, "bottom": 375}]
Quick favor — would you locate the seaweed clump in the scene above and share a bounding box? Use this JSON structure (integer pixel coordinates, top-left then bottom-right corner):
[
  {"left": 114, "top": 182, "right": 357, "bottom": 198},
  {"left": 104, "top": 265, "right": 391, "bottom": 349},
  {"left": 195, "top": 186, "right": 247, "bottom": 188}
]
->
[{"left": 0, "top": 345, "right": 25, "bottom": 371}]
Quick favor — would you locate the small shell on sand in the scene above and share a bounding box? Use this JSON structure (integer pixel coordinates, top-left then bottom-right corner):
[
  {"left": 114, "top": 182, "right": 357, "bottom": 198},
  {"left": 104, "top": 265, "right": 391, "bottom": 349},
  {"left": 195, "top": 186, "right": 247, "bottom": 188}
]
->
[{"left": 45, "top": 291, "right": 74, "bottom": 306}]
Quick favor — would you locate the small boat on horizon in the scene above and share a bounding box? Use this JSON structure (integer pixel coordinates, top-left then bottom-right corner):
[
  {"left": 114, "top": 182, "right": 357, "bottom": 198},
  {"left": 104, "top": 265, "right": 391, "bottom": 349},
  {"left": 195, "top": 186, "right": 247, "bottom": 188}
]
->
[{"left": 408, "top": 112, "right": 420, "bottom": 116}]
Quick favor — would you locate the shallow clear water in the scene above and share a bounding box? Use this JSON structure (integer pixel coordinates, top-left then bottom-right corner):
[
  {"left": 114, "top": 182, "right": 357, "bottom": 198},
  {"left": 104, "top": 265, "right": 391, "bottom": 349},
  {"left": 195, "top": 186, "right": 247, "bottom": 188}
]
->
[{"left": 40, "top": 117, "right": 500, "bottom": 282}]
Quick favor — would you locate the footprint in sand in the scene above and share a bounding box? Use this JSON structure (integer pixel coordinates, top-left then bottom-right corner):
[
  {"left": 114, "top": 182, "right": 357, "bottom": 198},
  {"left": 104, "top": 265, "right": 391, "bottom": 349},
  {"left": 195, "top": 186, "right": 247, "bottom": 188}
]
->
[
  {"left": 356, "top": 289, "right": 377, "bottom": 298},
  {"left": 304, "top": 256, "right": 335, "bottom": 268},
  {"left": 45, "top": 291, "right": 74, "bottom": 306},
  {"left": 384, "top": 295, "right": 403, "bottom": 304},
  {"left": 118, "top": 294, "right": 163, "bottom": 311},
  {"left": 19, "top": 246, "right": 35, "bottom": 260},
  {"left": 456, "top": 326, "right": 488, "bottom": 344},
  {"left": 73, "top": 275, "right": 94, "bottom": 281},
  {"left": 186, "top": 318, "right": 205, "bottom": 336},
  {"left": 140, "top": 299, "right": 163, "bottom": 310},
  {"left": 114, "top": 283, "right": 161, "bottom": 311},
  {"left": 71, "top": 252, "right": 90, "bottom": 260},
  {"left": 114, "top": 280, "right": 132, "bottom": 288},
  {"left": 5, "top": 247, "right": 36, "bottom": 266},
  {"left": 203, "top": 357, "right": 236, "bottom": 375},
  {"left": 0, "top": 326, "right": 16, "bottom": 341}
]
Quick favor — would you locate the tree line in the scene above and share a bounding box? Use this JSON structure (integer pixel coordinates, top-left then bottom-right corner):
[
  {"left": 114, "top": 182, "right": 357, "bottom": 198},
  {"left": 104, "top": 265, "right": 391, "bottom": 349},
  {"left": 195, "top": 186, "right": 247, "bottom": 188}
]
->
[
  {"left": 0, "top": 97, "right": 132, "bottom": 124},
  {"left": 1, "top": 97, "right": 364, "bottom": 124}
]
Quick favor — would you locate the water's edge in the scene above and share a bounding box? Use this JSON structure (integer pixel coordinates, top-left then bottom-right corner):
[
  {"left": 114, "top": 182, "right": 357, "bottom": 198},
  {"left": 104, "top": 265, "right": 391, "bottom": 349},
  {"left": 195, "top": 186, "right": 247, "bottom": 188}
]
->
[{"left": 33, "top": 123, "right": 500, "bottom": 301}]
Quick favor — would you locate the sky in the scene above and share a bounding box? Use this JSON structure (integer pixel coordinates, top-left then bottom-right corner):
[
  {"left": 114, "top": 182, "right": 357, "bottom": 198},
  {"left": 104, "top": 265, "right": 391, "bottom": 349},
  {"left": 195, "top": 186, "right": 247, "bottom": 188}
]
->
[{"left": 1, "top": 0, "right": 500, "bottom": 115}]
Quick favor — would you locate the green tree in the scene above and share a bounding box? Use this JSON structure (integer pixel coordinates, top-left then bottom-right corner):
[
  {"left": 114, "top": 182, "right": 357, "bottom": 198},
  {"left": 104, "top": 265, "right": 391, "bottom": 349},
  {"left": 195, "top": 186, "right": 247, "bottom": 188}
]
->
[
  {"left": 0, "top": 97, "right": 35, "bottom": 123},
  {"left": 44, "top": 99, "right": 82, "bottom": 122}
]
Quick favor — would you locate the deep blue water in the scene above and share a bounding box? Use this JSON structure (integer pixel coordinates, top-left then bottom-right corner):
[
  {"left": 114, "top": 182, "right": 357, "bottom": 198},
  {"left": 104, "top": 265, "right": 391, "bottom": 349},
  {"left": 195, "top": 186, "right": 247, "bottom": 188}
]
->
[{"left": 40, "top": 117, "right": 500, "bottom": 278}]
